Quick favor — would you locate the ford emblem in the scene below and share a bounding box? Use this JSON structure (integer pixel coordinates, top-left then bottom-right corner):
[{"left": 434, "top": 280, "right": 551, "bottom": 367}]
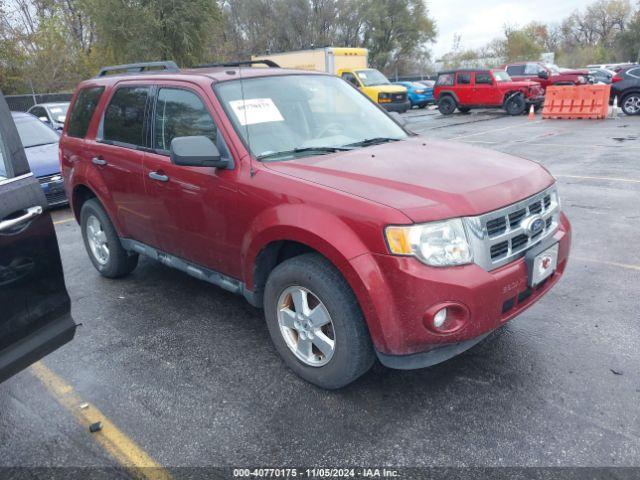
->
[{"left": 523, "top": 215, "right": 545, "bottom": 237}]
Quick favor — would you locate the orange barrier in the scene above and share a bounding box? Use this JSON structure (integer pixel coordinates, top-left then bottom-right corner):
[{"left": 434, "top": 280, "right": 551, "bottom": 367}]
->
[{"left": 542, "top": 84, "right": 611, "bottom": 120}]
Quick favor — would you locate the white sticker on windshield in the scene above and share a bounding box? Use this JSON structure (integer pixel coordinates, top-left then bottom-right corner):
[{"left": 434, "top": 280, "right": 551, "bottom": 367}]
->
[
  {"left": 357, "top": 72, "right": 367, "bottom": 79},
  {"left": 50, "top": 107, "right": 63, "bottom": 113},
  {"left": 229, "top": 98, "right": 284, "bottom": 126}
]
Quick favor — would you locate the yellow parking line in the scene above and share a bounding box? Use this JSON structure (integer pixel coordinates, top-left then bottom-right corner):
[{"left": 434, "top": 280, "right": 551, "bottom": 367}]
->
[
  {"left": 53, "top": 217, "right": 75, "bottom": 225},
  {"left": 31, "top": 362, "right": 172, "bottom": 480},
  {"left": 573, "top": 256, "right": 640, "bottom": 271},
  {"left": 556, "top": 174, "right": 640, "bottom": 184}
]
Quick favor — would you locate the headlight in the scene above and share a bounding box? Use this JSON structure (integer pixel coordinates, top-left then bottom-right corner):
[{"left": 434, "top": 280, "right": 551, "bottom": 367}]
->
[
  {"left": 378, "top": 92, "right": 391, "bottom": 100},
  {"left": 385, "top": 218, "right": 473, "bottom": 266},
  {"left": 577, "top": 76, "right": 586, "bottom": 84},
  {"left": 415, "top": 89, "right": 425, "bottom": 94}
]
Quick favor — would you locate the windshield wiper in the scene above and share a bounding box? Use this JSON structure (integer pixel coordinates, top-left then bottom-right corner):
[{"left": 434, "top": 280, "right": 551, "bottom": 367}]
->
[
  {"left": 344, "top": 137, "right": 400, "bottom": 148},
  {"left": 257, "top": 146, "right": 352, "bottom": 161}
]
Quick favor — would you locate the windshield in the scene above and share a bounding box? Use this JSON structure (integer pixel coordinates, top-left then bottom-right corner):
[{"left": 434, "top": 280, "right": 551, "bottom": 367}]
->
[
  {"left": 47, "top": 103, "right": 69, "bottom": 123},
  {"left": 493, "top": 71, "right": 512, "bottom": 82},
  {"left": 355, "top": 69, "right": 391, "bottom": 87},
  {"left": 15, "top": 116, "right": 60, "bottom": 148},
  {"left": 216, "top": 74, "right": 407, "bottom": 161}
]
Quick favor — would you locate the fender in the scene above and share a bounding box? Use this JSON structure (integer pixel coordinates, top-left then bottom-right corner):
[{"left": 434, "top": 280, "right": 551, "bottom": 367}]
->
[
  {"left": 436, "top": 90, "right": 459, "bottom": 103},
  {"left": 242, "top": 204, "right": 388, "bottom": 347}
]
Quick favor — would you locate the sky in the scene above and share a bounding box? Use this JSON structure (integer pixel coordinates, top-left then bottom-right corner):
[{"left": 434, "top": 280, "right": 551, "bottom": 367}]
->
[{"left": 429, "top": 0, "right": 591, "bottom": 59}]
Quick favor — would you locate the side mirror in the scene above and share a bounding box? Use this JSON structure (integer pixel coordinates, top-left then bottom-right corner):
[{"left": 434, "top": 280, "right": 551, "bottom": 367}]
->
[
  {"left": 538, "top": 70, "right": 549, "bottom": 80},
  {"left": 170, "top": 136, "right": 228, "bottom": 168},
  {"left": 388, "top": 111, "right": 408, "bottom": 127}
]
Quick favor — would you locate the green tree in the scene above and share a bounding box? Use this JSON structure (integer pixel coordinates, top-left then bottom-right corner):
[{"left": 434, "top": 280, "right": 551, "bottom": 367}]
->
[{"left": 617, "top": 12, "right": 640, "bottom": 62}]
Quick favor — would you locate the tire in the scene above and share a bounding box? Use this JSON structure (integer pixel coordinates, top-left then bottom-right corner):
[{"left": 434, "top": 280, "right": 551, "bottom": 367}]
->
[
  {"left": 263, "top": 253, "right": 375, "bottom": 389},
  {"left": 504, "top": 93, "right": 526, "bottom": 115},
  {"left": 621, "top": 93, "right": 640, "bottom": 115},
  {"left": 437, "top": 96, "right": 456, "bottom": 115},
  {"left": 80, "top": 199, "right": 138, "bottom": 278},
  {"left": 458, "top": 107, "right": 471, "bottom": 114}
]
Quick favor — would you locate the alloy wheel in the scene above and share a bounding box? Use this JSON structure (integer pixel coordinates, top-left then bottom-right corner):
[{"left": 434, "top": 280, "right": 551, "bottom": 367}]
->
[
  {"left": 277, "top": 286, "right": 336, "bottom": 367},
  {"left": 623, "top": 95, "right": 640, "bottom": 114},
  {"left": 86, "top": 215, "right": 109, "bottom": 265}
]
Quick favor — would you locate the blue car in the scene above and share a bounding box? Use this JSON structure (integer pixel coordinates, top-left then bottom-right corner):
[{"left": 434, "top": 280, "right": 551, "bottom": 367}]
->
[
  {"left": 11, "top": 111, "right": 67, "bottom": 206},
  {"left": 393, "top": 81, "right": 434, "bottom": 108}
]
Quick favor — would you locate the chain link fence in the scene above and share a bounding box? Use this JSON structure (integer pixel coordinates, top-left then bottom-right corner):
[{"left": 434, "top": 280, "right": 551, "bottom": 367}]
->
[{"left": 5, "top": 93, "right": 73, "bottom": 112}]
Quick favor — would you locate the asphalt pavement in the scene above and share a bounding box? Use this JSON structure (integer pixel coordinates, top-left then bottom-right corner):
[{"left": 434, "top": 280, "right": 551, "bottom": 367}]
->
[{"left": 1, "top": 108, "right": 638, "bottom": 473}]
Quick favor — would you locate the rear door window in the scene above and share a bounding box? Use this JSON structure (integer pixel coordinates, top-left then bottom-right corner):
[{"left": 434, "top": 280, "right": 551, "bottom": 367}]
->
[
  {"left": 67, "top": 86, "right": 105, "bottom": 138},
  {"left": 456, "top": 73, "right": 471, "bottom": 85},
  {"left": 103, "top": 86, "right": 150, "bottom": 147}
]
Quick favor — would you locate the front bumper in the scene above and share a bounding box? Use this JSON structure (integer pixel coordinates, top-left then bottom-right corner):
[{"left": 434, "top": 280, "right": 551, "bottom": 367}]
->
[
  {"left": 350, "top": 213, "right": 571, "bottom": 368},
  {"left": 382, "top": 100, "right": 411, "bottom": 112}
]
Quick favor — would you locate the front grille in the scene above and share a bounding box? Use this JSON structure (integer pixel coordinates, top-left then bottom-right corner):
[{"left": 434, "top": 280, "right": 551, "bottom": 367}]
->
[
  {"left": 464, "top": 186, "right": 560, "bottom": 271},
  {"left": 38, "top": 174, "right": 68, "bottom": 206},
  {"left": 392, "top": 92, "right": 407, "bottom": 102}
]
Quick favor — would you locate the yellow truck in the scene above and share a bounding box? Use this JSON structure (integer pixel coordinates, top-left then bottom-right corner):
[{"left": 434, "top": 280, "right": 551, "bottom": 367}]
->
[{"left": 252, "top": 47, "right": 410, "bottom": 113}]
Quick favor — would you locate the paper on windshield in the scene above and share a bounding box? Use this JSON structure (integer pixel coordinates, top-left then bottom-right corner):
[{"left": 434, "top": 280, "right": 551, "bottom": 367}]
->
[{"left": 229, "top": 98, "right": 284, "bottom": 126}]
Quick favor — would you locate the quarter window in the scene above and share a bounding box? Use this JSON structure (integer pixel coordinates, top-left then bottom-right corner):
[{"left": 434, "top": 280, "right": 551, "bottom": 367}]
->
[
  {"left": 153, "top": 88, "right": 217, "bottom": 151},
  {"left": 436, "top": 73, "right": 454, "bottom": 86},
  {"left": 103, "top": 86, "right": 150, "bottom": 146},
  {"left": 68, "top": 87, "right": 104, "bottom": 138}
]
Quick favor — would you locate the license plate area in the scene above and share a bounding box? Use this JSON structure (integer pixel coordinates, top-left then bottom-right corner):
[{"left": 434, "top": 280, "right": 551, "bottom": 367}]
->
[{"left": 526, "top": 243, "right": 558, "bottom": 287}]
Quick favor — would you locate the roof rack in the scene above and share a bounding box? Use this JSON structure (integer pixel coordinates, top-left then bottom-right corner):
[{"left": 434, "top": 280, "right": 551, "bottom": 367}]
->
[
  {"left": 95, "top": 61, "right": 180, "bottom": 77},
  {"left": 194, "top": 60, "right": 280, "bottom": 69}
]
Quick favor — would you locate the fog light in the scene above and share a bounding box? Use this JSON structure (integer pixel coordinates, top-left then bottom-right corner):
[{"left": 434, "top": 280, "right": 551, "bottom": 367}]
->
[{"left": 433, "top": 308, "right": 447, "bottom": 328}]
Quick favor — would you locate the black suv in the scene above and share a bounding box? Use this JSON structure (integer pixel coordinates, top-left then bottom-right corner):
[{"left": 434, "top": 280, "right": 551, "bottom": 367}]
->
[
  {"left": 611, "top": 66, "right": 640, "bottom": 115},
  {"left": 0, "top": 90, "right": 76, "bottom": 382}
]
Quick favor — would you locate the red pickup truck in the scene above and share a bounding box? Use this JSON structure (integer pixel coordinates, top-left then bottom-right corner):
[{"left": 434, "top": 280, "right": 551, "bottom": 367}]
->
[
  {"left": 60, "top": 61, "right": 571, "bottom": 388},
  {"left": 504, "top": 62, "right": 591, "bottom": 89}
]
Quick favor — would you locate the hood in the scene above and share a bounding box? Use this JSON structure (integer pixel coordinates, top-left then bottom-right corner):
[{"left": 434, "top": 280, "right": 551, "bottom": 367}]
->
[
  {"left": 559, "top": 68, "right": 589, "bottom": 75},
  {"left": 501, "top": 80, "right": 542, "bottom": 88},
  {"left": 368, "top": 84, "right": 407, "bottom": 93},
  {"left": 264, "top": 136, "right": 554, "bottom": 222},
  {"left": 23, "top": 142, "right": 60, "bottom": 178}
]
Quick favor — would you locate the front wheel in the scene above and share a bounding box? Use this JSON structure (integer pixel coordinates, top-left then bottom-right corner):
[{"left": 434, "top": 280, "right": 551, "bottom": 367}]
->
[
  {"left": 621, "top": 93, "right": 640, "bottom": 115},
  {"left": 263, "top": 254, "right": 375, "bottom": 389},
  {"left": 437, "top": 96, "right": 456, "bottom": 115},
  {"left": 505, "top": 93, "right": 526, "bottom": 115},
  {"left": 80, "top": 199, "right": 138, "bottom": 278}
]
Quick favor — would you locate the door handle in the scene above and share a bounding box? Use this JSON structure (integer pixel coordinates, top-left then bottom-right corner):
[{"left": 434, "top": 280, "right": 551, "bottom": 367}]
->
[
  {"left": 92, "top": 156, "right": 107, "bottom": 166},
  {"left": 0, "top": 206, "right": 43, "bottom": 232},
  {"left": 148, "top": 171, "right": 169, "bottom": 182}
]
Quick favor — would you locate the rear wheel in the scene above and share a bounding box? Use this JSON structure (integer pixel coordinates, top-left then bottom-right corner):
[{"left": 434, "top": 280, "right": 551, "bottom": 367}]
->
[
  {"left": 80, "top": 199, "right": 138, "bottom": 278},
  {"left": 505, "top": 93, "right": 526, "bottom": 115},
  {"left": 621, "top": 93, "right": 640, "bottom": 115},
  {"left": 437, "top": 96, "right": 456, "bottom": 115},
  {"left": 263, "top": 253, "right": 375, "bottom": 389}
]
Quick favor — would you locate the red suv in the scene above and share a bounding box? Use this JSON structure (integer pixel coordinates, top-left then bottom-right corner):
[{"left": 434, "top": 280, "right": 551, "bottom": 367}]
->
[
  {"left": 61, "top": 61, "right": 571, "bottom": 388},
  {"left": 434, "top": 69, "right": 544, "bottom": 115},
  {"left": 504, "top": 62, "right": 590, "bottom": 89}
]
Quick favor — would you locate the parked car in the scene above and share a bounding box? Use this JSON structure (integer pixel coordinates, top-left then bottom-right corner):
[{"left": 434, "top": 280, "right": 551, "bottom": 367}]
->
[
  {"left": 417, "top": 79, "right": 435, "bottom": 88},
  {"left": 27, "top": 102, "right": 70, "bottom": 131},
  {"left": 11, "top": 112, "right": 68, "bottom": 206},
  {"left": 611, "top": 65, "right": 640, "bottom": 115},
  {"left": 392, "top": 81, "right": 434, "bottom": 108},
  {"left": 434, "top": 69, "right": 545, "bottom": 115},
  {"left": 504, "top": 62, "right": 590, "bottom": 89},
  {"left": 586, "top": 68, "right": 615, "bottom": 84},
  {"left": 61, "top": 61, "right": 571, "bottom": 389},
  {"left": 0, "top": 91, "right": 76, "bottom": 383}
]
